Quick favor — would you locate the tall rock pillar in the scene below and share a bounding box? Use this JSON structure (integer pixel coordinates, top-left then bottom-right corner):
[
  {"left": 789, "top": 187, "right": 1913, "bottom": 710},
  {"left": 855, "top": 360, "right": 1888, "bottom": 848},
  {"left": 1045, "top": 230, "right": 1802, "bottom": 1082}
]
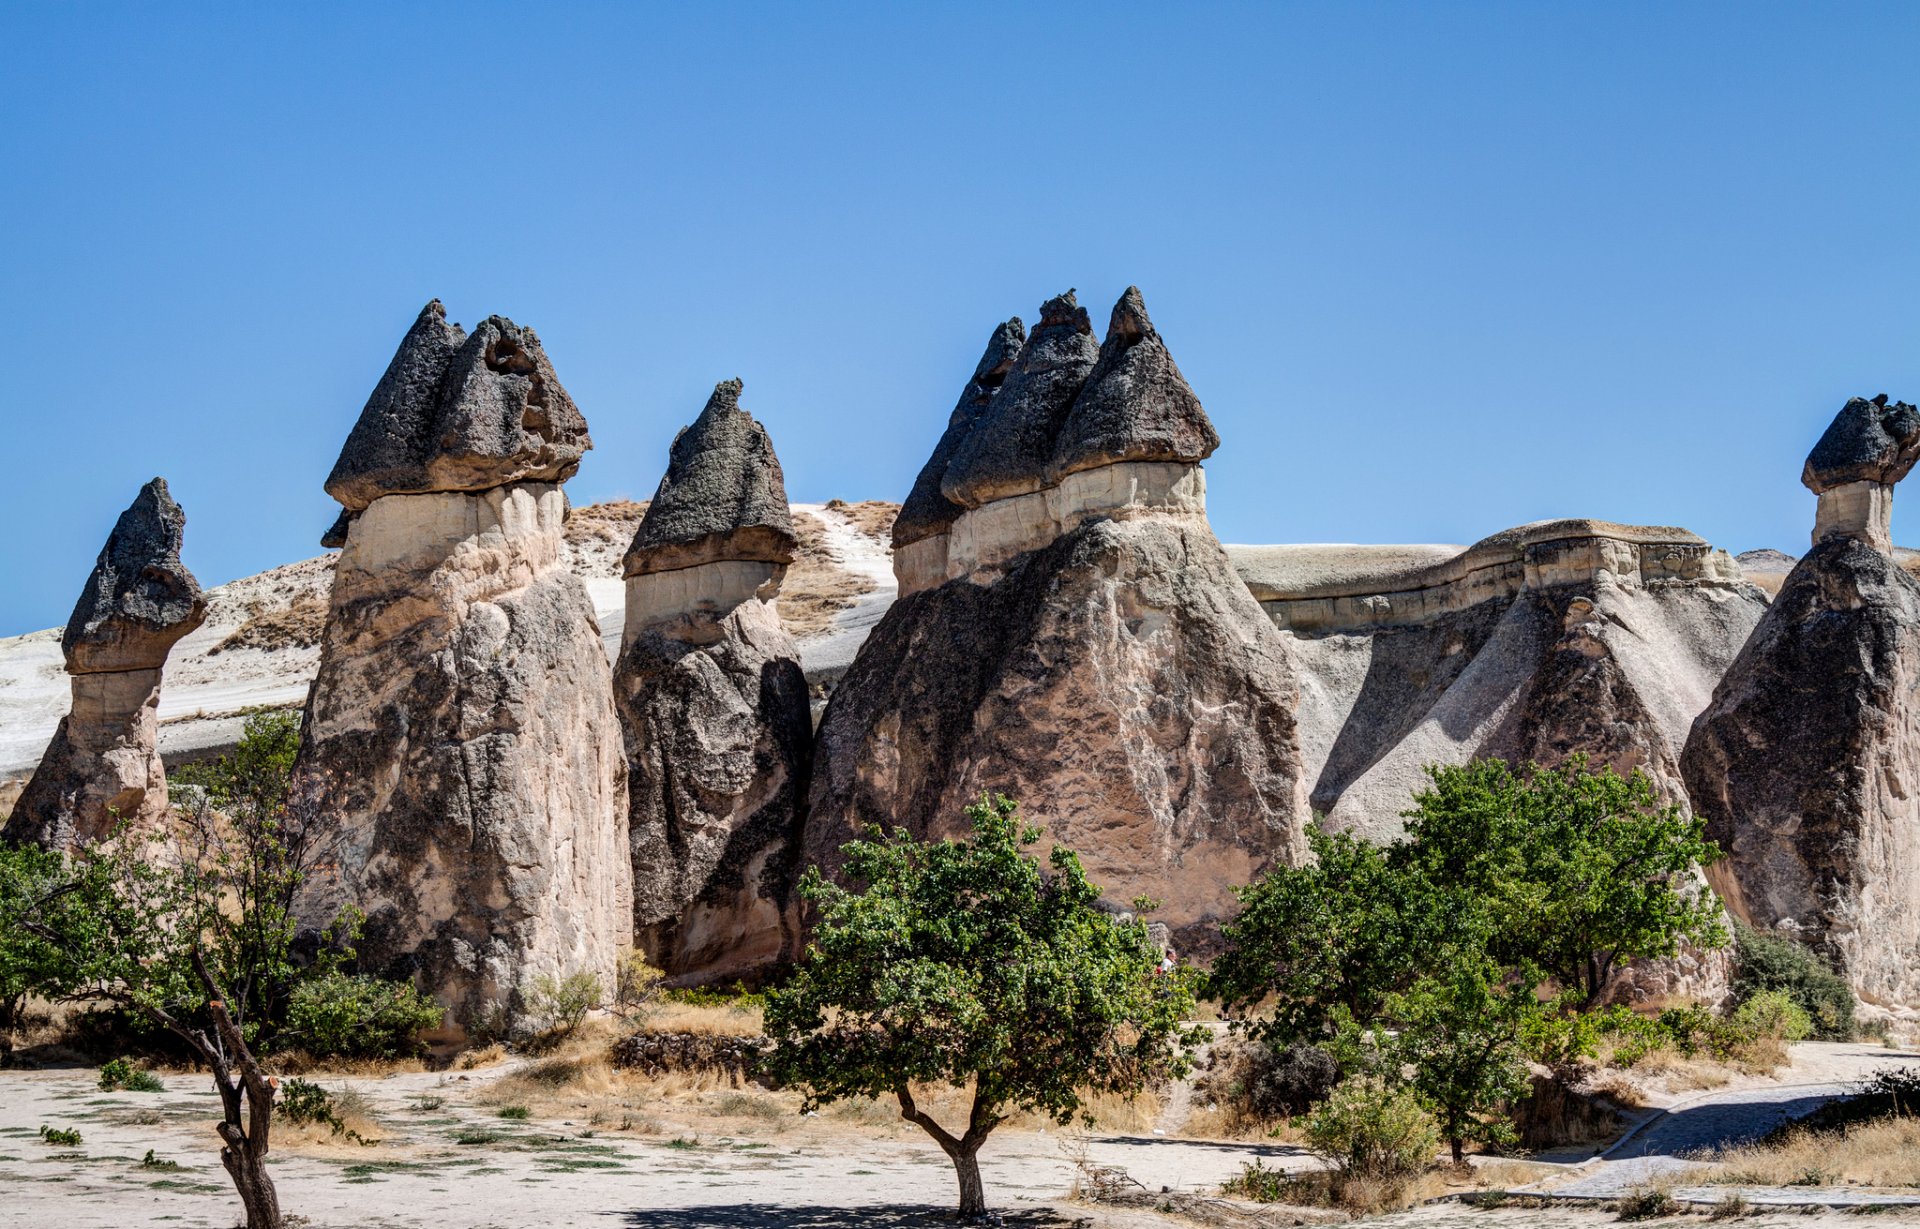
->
[
  {"left": 1683, "top": 394, "right": 1920, "bottom": 1011},
  {"left": 293, "top": 300, "right": 632, "bottom": 1033},
  {"left": 615, "top": 380, "right": 810, "bottom": 984},
  {"left": 6, "top": 479, "right": 206, "bottom": 850}
]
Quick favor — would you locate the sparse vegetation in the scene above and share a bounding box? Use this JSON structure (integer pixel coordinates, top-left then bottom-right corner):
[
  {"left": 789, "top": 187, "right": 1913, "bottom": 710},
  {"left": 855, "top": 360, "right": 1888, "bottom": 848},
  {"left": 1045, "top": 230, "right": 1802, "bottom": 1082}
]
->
[
  {"left": 526, "top": 970, "right": 604, "bottom": 1040},
  {"left": 38, "top": 1124, "right": 82, "bottom": 1146},
  {"left": 1731, "top": 922, "right": 1855, "bottom": 1041},
  {"left": 97, "top": 1056, "right": 164, "bottom": 1092}
]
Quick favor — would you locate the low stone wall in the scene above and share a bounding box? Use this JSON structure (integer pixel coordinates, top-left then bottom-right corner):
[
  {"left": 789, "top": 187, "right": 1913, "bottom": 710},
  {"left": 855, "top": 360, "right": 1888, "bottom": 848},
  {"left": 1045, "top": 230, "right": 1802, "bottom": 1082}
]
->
[{"left": 609, "top": 1029, "right": 771, "bottom": 1082}]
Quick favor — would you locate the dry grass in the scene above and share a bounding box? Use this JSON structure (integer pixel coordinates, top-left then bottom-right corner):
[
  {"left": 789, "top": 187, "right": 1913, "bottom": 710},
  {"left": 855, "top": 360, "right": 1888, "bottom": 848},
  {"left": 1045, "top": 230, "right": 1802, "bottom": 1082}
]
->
[
  {"left": 1704, "top": 1118, "right": 1920, "bottom": 1188},
  {"left": 276, "top": 1081, "right": 388, "bottom": 1154},
  {"left": 209, "top": 594, "right": 329, "bottom": 655},
  {"left": 270, "top": 1051, "right": 430, "bottom": 1078},
  {"left": 565, "top": 499, "right": 650, "bottom": 547},
  {"left": 458, "top": 1042, "right": 509, "bottom": 1070},
  {"left": 780, "top": 510, "right": 877, "bottom": 638},
  {"left": 1467, "top": 1159, "right": 1559, "bottom": 1190},
  {"left": 643, "top": 1000, "right": 765, "bottom": 1037},
  {"left": 822, "top": 498, "right": 900, "bottom": 544}
]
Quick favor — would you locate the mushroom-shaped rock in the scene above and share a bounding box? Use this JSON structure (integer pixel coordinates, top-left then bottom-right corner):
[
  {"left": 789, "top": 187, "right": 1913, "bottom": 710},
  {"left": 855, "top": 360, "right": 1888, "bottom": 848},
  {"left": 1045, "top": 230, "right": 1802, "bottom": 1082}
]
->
[
  {"left": 624, "top": 380, "right": 797, "bottom": 579},
  {"left": 6, "top": 479, "right": 207, "bottom": 850},
  {"left": 893, "top": 318, "right": 1027, "bottom": 551},
  {"left": 1047, "top": 287, "right": 1219, "bottom": 483},
  {"left": 615, "top": 391, "right": 811, "bottom": 983},
  {"left": 1802, "top": 395, "right": 1920, "bottom": 551},
  {"left": 61, "top": 477, "right": 207, "bottom": 673},
  {"left": 940, "top": 291, "right": 1098, "bottom": 507},
  {"left": 323, "top": 301, "right": 592, "bottom": 511}
]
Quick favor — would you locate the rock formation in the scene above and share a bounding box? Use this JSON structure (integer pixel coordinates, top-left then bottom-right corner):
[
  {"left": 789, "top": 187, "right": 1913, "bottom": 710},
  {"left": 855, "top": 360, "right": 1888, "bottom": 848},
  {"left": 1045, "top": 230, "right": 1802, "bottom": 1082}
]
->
[
  {"left": 5, "top": 479, "right": 206, "bottom": 849},
  {"left": 1684, "top": 395, "right": 1920, "bottom": 1010},
  {"left": 615, "top": 380, "right": 811, "bottom": 984},
  {"left": 1232, "top": 521, "right": 1767, "bottom": 845},
  {"left": 293, "top": 301, "right": 632, "bottom": 1034},
  {"left": 812, "top": 289, "right": 1310, "bottom": 955}
]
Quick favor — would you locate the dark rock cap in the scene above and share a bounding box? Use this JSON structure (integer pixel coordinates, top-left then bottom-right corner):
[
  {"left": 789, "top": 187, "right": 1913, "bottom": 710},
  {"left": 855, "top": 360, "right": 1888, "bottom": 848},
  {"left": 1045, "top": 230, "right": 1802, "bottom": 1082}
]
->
[
  {"left": 624, "top": 379, "right": 798, "bottom": 577},
  {"left": 1803, "top": 394, "right": 1920, "bottom": 493},
  {"left": 320, "top": 508, "right": 354, "bottom": 550},
  {"left": 892, "top": 317, "right": 1027, "bottom": 549},
  {"left": 63, "top": 478, "right": 207, "bottom": 673},
  {"left": 1048, "top": 287, "right": 1218, "bottom": 482},
  {"left": 324, "top": 300, "right": 592, "bottom": 510},
  {"left": 940, "top": 291, "right": 1099, "bottom": 508}
]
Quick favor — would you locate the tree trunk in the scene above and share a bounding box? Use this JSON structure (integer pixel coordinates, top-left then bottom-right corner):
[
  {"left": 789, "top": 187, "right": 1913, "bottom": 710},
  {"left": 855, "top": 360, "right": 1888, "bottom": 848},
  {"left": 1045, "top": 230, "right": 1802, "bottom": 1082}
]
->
[
  {"left": 1450, "top": 1135, "right": 1465, "bottom": 1165},
  {"left": 218, "top": 1122, "right": 284, "bottom": 1229},
  {"left": 952, "top": 1145, "right": 987, "bottom": 1220}
]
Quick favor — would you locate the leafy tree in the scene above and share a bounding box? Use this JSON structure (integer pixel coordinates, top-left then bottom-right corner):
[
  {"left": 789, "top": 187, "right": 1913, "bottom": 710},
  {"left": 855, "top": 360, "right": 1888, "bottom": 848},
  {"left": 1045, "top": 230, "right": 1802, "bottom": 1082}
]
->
[
  {"left": 763, "top": 795, "right": 1199, "bottom": 1220},
  {"left": 1731, "top": 922, "right": 1855, "bottom": 1040},
  {"left": 1385, "top": 957, "right": 1535, "bottom": 1163},
  {"left": 1394, "top": 756, "right": 1726, "bottom": 1006},
  {"left": 1210, "top": 829, "right": 1438, "bottom": 1047},
  {"left": 0, "top": 839, "right": 94, "bottom": 1035}
]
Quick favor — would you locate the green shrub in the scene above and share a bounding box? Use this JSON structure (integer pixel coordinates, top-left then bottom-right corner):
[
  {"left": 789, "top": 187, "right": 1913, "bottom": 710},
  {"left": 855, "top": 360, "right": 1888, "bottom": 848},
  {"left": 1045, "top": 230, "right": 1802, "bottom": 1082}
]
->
[
  {"left": 496, "top": 1105, "right": 530, "bottom": 1120},
  {"left": 1220, "top": 1157, "right": 1292, "bottom": 1202},
  {"left": 1303, "top": 1074, "right": 1440, "bottom": 1180},
  {"left": 1732, "top": 924, "right": 1855, "bottom": 1041},
  {"left": 526, "top": 970, "right": 603, "bottom": 1037},
  {"left": 284, "top": 971, "right": 443, "bottom": 1059},
  {"left": 277, "top": 1077, "right": 337, "bottom": 1126},
  {"left": 38, "top": 1125, "right": 82, "bottom": 1146},
  {"left": 1731, "top": 989, "right": 1812, "bottom": 1043},
  {"left": 97, "top": 1056, "right": 165, "bottom": 1092},
  {"left": 613, "top": 951, "right": 665, "bottom": 1023}
]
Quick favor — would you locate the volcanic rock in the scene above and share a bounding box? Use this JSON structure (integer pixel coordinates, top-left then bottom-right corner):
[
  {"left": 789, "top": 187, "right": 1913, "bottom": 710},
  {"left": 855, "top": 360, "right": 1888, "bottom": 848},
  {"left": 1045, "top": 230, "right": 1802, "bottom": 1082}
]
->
[
  {"left": 1684, "top": 400, "right": 1920, "bottom": 1009},
  {"left": 6, "top": 479, "right": 206, "bottom": 849},
  {"left": 812, "top": 288, "right": 1309, "bottom": 954},
  {"left": 1047, "top": 286, "right": 1219, "bottom": 482},
  {"left": 294, "top": 303, "right": 630, "bottom": 1034},
  {"left": 1801, "top": 395, "right": 1920, "bottom": 552},
  {"left": 323, "top": 300, "right": 592, "bottom": 512},
  {"left": 616, "top": 383, "right": 811, "bottom": 984}
]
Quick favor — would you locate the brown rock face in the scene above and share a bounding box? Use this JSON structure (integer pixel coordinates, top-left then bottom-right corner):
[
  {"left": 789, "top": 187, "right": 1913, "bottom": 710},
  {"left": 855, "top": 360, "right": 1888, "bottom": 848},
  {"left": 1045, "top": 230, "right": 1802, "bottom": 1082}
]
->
[
  {"left": 7, "top": 479, "right": 206, "bottom": 850},
  {"left": 295, "top": 304, "right": 628, "bottom": 1035},
  {"left": 1683, "top": 536, "right": 1920, "bottom": 1009},
  {"left": 616, "top": 384, "right": 811, "bottom": 985},
  {"left": 812, "top": 288, "right": 1309, "bottom": 954}
]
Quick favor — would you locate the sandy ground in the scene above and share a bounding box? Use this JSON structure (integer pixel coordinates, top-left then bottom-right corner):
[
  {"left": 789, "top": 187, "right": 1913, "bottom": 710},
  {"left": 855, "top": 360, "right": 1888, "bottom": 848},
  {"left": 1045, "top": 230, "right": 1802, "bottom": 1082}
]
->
[{"left": 5, "top": 1041, "right": 1919, "bottom": 1229}]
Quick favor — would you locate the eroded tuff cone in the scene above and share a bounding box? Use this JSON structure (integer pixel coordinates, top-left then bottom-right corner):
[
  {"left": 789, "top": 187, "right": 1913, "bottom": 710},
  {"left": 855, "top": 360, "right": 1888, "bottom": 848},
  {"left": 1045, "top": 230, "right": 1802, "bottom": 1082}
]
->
[
  {"left": 295, "top": 319, "right": 630, "bottom": 1035},
  {"left": 616, "top": 390, "right": 811, "bottom": 984},
  {"left": 624, "top": 380, "right": 796, "bottom": 577},
  {"left": 62, "top": 478, "right": 207, "bottom": 673},
  {"left": 1683, "top": 534, "right": 1920, "bottom": 1011},
  {"left": 1801, "top": 395, "right": 1920, "bottom": 552},
  {"left": 940, "top": 291, "right": 1098, "bottom": 507},
  {"left": 892, "top": 318, "right": 1027, "bottom": 550},
  {"left": 324, "top": 301, "right": 592, "bottom": 511},
  {"left": 1047, "top": 287, "right": 1218, "bottom": 482},
  {"left": 5, "top": 479, "right": 207, "bottom": 849}
]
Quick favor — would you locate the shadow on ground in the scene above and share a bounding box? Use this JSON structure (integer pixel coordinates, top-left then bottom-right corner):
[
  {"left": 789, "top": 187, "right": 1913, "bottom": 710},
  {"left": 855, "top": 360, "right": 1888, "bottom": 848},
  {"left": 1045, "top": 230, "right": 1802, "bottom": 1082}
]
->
[{"left": 607, "top": 1206, "right": 1081, "bottom": 1227}]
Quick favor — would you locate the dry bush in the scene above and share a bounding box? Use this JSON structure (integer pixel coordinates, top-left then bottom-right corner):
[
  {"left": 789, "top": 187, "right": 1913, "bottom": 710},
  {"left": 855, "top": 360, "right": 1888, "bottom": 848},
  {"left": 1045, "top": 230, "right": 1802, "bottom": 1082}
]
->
[
  {"left": 781, "top": 510, "right": 877, "bottom": 638},
  {"left": 644, "top": 1000, "right": 765, "bottom": 1036},
  {"left": 210, "top": 595, "right": 328, "bottom": 655},
  {"left": 458, "top": 1042, "right": 508, "bottom": 1070},
  {"left": 1705, "top": 1118, "right": 1920, "bottom": 1188}
]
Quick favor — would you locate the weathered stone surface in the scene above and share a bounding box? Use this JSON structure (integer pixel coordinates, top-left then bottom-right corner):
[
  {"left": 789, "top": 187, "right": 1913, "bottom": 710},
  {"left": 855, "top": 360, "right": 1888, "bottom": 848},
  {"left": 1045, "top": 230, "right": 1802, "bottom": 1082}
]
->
[
  {"left": 809, "top": 514, "right": 1310, "bottom": 958},
  {"left": 320, "top": 509, "right": 354, "bottom": 550},
  {"left": 296, "top": 483, "right": 631, "bottom": 1031},
  {"left": 624, "top": 381, "right": 797, "bottom": 577},
  {"left": 324, "top": 301, "right": 592, "bottom": 512},
  {"left": 1047, "top": 287, "right": 1219, "bottom": 482},
  {"left": 940, "top": 292, "right": 1098, "bottom": 507},
  {"left": 1802, "top": 394, "right": 1920, "bottom": 493},
  {"left": 5, "top": 479, "right": 205, "bottom": 850},
  {"left": 892, "top": 318, "right": 1026, "bottom": 552},
  {"left": 62, "top": 478, "right": 207, "bottom": 674},
  {"left": 617, "top": 597, "right": 810, "bottom": 984},
  {"left": 615, "top": 393, "right": 811, "bottom": 984},
  {"left": 1683, "top": 536, "right": 1920, "bottom": 1009}
]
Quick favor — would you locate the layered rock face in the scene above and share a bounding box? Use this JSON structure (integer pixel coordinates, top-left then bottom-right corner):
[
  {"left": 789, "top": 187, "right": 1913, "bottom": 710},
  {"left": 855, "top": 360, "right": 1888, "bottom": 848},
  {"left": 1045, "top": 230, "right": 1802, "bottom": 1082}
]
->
[
  {"left": 6, "top": 479, "right": 206, "bottom": 849},
  {"left": 615, "top": 381, "right": 811, "bottom": 984},
  {"left": 1684, "top": 396, "right": 1920, "bottom": 1010},
  {"left": 814, "top": 289, "right": 1309, "bottom": 955},
  {"left": 294, "top": 302, "right": 631, "bottom": 1033},
  {"left": 1232, "top": 521, "right": 1767, "bottom": 845}
]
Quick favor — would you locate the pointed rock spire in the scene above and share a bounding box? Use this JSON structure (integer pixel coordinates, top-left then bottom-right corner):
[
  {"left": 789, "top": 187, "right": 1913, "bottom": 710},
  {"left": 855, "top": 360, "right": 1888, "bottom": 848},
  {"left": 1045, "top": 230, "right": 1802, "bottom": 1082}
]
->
[
  {"left": 1048, "top": 286, "right": 1218, "bottom": 483},
  {"left": 892, "top": 317, "right": 1027, "bottom": 549},
  {"left": 1802, "top": 394, "right": 1920, "bottom": 493},
  {"left": 624, "top": 379, "right": 798, "bottom": 577},
  {"left": 324, "top": 300, "right": 592, "bottom": 510},
  {"left": 940, "top": 291, "right": 1098, "bottom": 507},
  {"left": 63, "top": 477, "right": 207, "bottom": 673}
]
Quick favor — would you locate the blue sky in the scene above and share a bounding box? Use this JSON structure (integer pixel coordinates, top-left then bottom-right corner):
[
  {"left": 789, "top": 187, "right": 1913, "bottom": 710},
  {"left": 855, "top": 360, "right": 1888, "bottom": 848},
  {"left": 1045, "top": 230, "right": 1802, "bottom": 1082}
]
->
[{"left": 2, "top": 3, "right": 1916, "bottom": 633}]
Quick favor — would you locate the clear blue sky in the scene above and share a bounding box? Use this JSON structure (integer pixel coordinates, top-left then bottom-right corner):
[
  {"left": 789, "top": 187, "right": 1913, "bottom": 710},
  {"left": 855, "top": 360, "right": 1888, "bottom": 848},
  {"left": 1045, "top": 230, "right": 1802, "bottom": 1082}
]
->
[{"left": 3, "top": 3, "right": 1916, "bottom": 634}]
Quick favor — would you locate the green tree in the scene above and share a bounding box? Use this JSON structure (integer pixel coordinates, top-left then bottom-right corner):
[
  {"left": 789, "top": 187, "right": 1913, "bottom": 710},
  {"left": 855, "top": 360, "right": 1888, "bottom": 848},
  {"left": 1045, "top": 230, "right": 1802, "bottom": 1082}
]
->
[
  {"left": 763, "top": 795, "right": 1199, "bottom": 1220},
  {"left": 1209, "top": 828, "right": 1437, "bottom": 1047},
  {"left": 1386, "top": 957, "right": 1536, "bottom": 1164},
  {"left": 0, "top": 839, "right": 90, "bottom": 1036},
  {"left": 1395, "top": 756, "right": 1726, "bottom": 1006}
]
